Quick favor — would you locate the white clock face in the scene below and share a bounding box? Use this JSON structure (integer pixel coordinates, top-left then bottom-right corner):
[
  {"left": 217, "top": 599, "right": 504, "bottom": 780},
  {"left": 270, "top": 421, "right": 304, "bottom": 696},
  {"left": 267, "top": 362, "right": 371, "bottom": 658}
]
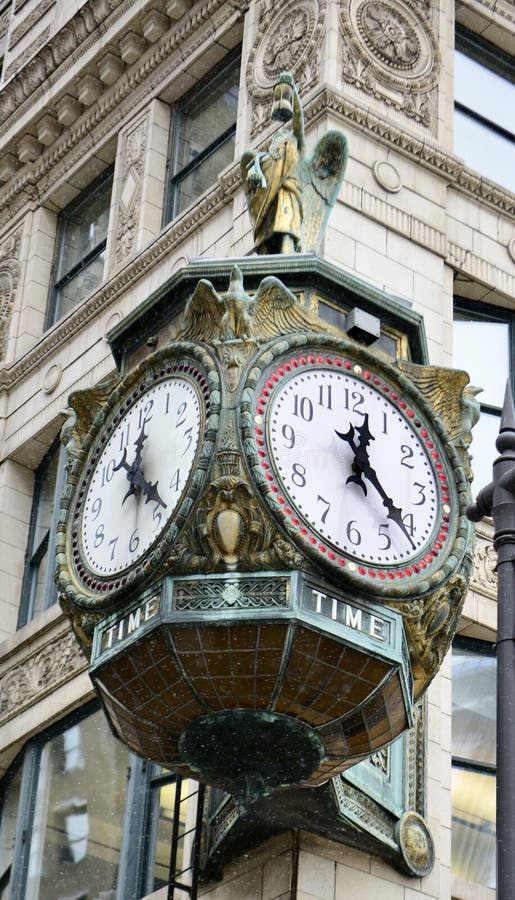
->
[
  {"left": 254, "top": 355, "right": 454, "bottom": 582},
  {"left": 78, "top": 375, "right": 201, "bottom": 577}
]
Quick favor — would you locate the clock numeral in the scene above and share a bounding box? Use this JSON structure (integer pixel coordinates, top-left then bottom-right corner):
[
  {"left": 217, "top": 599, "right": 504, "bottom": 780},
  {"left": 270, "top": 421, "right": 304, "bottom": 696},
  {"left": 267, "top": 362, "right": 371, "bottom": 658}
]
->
[
  {"left": 346, "top": 519, "right": 361, "bottom": 546},
  {"left": 100, "top": 459, "right": 116, "bottom": 487},
  {"left": 402, "top": 513, "right": 415, "bottom": 537},
  {"left": 138, "top": 398, "right": 154, "bottom": 429},
  {"left": 176, "top": 401, "right": 187, "bottom": 428},
  {"left": 413, "top": 482, "right": 426, "bottom": 505},
  {"left": 169, "top": 468, "right": 181, "bottom": 492},
  {"left": 343, "top": 389, "right": 365, "bottom": 415},
  {"left": 400, "top": 444, "right": 414, "bottom": 469},
  {"left": 91, "top": 497, "right": 102, "bottom": 521},
  {"left": 165, "top": 392, "right": 172, "bottom": 415},
  {"left": 118, "top": 422, "right": 131, "bottom": 451},
  {"left": 152, "top": 504, "right": 163, "bottom": 532},
  {"left": 382, "top": 411, "right": 388, "bottom": 435},
  {"left": 281, "top": 424, "right": 295, "bottom": 449},
  {"left": 291, "top": 462, "right": 307, "bottom": 487},
  {"left": 181, "top": 427, "right": 193, "bottom": 455},
  {"left": 108, "top": 537, "right": 118, "bottom": 561},
  {"left": 318, "top": 384, "right": 332, "bottom": 410},
  {"left": 378, "top": 523, "right": 391, "bottom": 550},
  {"left": 317, "top": 494, "right": 331, "bottom": 524},
  {"left": 129, "top": 529, "right": 140, "bottom": 554},
  {"left": 94, "top": 524, "right": 105, "bottom": 548},
  {"left": 293, "top": 395, "right": 313, "bottom": 422}
]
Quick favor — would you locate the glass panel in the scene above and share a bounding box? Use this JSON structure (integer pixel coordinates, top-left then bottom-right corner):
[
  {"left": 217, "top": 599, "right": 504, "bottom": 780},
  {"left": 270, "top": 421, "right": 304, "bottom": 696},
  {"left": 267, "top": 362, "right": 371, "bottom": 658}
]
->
[
  {"left": 148, "top": 774, "right": 201, "bottom": 895},
  {"left": 175, "top": 135, "right": 235, "bottom": 214},
  {"left": 174, "top": 65, "right": 239, "bottom": 174},
  {"left": 454, "top": 109, "right": 515, "bottom": 194},
  {"left": 151, "top": 779, "right": 176, "bottom": 889},
  {"left": 452, "top": 766, "right": 496, "bottom": 888},
  {"left": 0, "top": 765, "right": 22, "bottom": 899},
  {"left": 56, "top": 250, "right": 106, "bottom": 319},
  {"left": 58, "top": 183, "right": 111, "bottom": 278},
  {"left": 453, "top": 319, "right": 509, "bottom": 408},
  {"left": 32, "top": 447, "right": 59, "bottom": 552},
  {"left": 25, "top": 709, "right": 128, "bottom": 900},
  {"left": 452, "top": 645, "right": 496, "bottom": 765},
  {"left": 469, "top": 411, "right": 501, "bottom": 493},
  {"left": 455, "top": 51, "right": 515, "bottom": 135}
]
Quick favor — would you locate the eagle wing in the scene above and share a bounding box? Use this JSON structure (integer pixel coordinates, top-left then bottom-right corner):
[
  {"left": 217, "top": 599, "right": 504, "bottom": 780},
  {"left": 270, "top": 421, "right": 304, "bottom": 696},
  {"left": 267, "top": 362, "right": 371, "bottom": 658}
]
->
[{"left": 177, "top": 280, "right": 225, "bottom": 343}]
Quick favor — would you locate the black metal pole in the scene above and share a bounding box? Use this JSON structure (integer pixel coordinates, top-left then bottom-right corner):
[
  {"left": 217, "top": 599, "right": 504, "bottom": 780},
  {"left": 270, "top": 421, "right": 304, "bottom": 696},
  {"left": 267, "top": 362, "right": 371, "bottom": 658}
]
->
[{"left": 466, "top": 381, "right": 515, "bottom": 900}]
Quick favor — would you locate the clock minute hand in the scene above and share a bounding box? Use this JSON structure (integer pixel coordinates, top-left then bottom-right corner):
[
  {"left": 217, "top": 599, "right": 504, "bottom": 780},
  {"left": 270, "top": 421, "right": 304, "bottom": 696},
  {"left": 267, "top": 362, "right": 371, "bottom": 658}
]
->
[
  {"left": 337, "top": 415, "right": 416, "bottom": 551},
  {"left": 335, "top": 423, "right": 368, "bottom": 495}
]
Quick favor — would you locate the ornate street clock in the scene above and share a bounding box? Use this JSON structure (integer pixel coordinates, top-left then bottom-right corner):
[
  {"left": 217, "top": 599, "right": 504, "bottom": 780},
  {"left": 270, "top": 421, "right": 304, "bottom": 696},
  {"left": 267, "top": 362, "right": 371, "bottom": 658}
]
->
[{"left": 56, "top": 259, "right": 476, "bottom": 877}]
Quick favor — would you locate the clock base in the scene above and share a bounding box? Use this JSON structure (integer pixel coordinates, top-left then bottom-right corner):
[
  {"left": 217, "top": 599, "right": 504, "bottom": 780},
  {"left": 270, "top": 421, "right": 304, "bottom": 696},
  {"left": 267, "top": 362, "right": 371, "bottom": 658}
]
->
[{"left": 178, "top": 710, "right": 325, "bottom": 808}]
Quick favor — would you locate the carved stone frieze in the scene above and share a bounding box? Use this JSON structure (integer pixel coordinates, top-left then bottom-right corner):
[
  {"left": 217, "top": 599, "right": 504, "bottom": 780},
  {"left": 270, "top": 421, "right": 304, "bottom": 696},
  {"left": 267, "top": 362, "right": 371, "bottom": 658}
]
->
[
  {"left": 115, "top": 113, "right": 149, "bottom": 265},
  {"left": 8, "top": 0, "right": 54, "bottom": 50},
  {"left": 0, "top": 629, "right": 87, "bottom": 726},
  {"left": 339, "top": 0, "right": 440, "bottom": 130},
  {"left": 471, "top": 523, "right": 497, "bottom": 598},
  {"left": 246, "top": 0, "right": 326, "bottom": 136},
  {"left": 0, "top": 229, "right": 22, "bottom": 362}
]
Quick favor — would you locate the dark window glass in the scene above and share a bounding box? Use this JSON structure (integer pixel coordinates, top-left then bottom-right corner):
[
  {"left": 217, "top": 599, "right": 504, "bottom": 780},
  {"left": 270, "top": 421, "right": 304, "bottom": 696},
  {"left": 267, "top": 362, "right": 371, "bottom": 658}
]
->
[
  {"left": 0, "top": 763, "right": 22, "bottom": 898},
  {"left": 454, "top": 32, "right": 515, "bottom": 193},
  {"left": 18, "top": 439, "right": 66, "bottom": 628},
  {"left": 47, "top": 169, "right": 113, "bottom": 326},
  {"left": 452, "top": 639, "right": 496, "bottom": 888},
  {"left": 453, "top": 302, "right": 514, "bottom": 491},
  {"left": 166, "top": 54, "right": 240, "bottom": 221}
]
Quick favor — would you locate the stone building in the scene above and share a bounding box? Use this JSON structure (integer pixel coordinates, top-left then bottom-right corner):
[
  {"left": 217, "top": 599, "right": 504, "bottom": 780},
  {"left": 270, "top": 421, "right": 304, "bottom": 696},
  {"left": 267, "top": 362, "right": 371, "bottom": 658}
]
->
[{"left": 0, "top": 1, "right": 512, "bottom": 899}]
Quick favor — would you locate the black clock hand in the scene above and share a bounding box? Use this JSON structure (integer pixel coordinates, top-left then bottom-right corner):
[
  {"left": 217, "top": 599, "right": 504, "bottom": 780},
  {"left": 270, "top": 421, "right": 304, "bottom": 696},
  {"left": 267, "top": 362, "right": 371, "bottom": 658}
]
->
[
  {"left": 114, "top": 425, "right": 167, "bottom": 509},
  {"left": 336, "top": 415, "right": 416, "bottom": 550}
]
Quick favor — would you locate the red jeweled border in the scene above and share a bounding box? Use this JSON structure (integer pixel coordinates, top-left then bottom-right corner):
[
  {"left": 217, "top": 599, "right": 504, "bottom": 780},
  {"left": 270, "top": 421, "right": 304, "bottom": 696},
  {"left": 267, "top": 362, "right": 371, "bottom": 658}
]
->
[{"left": 253, "top": 352, "right": 452, "bottom": 582}]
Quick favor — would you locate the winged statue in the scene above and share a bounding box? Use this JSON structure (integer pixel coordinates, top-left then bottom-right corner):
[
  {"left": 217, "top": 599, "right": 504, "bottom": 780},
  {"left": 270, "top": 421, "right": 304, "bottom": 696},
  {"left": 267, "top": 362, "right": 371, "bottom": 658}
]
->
[
  {"left": 177, "top": 265, "right": 333, "bottom": 343},
  {"left": 241, "top": 72, "right": 348, "bottom": 255}
]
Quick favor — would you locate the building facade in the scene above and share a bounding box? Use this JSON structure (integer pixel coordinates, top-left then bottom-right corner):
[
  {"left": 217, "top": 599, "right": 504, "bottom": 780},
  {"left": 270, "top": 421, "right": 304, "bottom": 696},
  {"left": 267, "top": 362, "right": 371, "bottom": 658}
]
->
[{"left": 0, "top": 1, "right": 513, "bottom": 898}]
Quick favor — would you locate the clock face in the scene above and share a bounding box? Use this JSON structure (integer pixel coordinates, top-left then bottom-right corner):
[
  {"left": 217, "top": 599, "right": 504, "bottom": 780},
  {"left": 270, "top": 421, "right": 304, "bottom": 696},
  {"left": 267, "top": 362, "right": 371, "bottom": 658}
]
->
[
  {"left": 71, "top": 364, "right": 210, "bottom": 591},
  {"left": 247, "top": 350, "right": 457, "bottom": 592}
]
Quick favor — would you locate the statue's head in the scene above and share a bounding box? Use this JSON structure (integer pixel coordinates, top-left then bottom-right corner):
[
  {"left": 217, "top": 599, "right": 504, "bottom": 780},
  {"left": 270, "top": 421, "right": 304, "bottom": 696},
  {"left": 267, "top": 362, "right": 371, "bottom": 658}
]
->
[{"left": 271, "top": 72, "right": 295, "bottom": 122}]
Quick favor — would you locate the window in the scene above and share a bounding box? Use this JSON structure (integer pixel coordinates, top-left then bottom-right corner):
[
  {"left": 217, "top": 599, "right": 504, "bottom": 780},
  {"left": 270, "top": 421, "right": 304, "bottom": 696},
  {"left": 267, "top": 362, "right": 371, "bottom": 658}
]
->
[
  {"left": 1, "top": 707, "right": 205, "bottom": 900},
  {"left": 453, "top": 301, "right": 514, "bottom": 492},
  {"left": 166, "top": 52, "right": 240, "bottom": 221},
  {"left": 18, "top": 438, "right": 66, "bottom": 628},
  {"left": 454, "top": 29, "right": 515, "bottom": 193},
  {"left": 47, "top": 168, "right": 113, "bottom": 327},
  {"left": 452, "top": 638, "right": 496, "bottom": 888},
  {"left": 142, "top": 767, "right": 204, "bottom": 898}
]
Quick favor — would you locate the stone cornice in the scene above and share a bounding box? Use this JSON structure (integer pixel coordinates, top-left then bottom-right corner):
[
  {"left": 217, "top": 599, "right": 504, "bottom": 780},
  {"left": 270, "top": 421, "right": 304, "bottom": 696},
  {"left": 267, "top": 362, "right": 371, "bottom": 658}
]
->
[
  {"left": 0, "top": 0, "right": 245, "bottom": 226},
  {"left": 307, "top": 87, "right": 515, "bottom": 217}
]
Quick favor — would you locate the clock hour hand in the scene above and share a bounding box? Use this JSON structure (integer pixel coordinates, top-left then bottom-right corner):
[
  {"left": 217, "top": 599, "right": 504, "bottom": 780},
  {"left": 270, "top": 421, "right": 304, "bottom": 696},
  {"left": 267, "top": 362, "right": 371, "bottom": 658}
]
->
[
  {"left": 336, "top": 415, "right": 416, "bottom": 550},
  {"left": 114, "top": 426, "right": 167, "bottom": 509}
]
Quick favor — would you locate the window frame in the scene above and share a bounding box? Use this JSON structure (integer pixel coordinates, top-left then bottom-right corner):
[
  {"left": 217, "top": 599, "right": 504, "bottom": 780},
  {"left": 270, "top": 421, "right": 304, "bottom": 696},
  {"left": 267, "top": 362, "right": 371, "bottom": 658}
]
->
[
  {"left": 17, "top": 437, "right": 67, "bottom": 629},
  {"left": 453, "top": 297, "right": 515, "bottom": 411},
  {"left": 454, "top": 26, "right": 515, "bottom": 192},
  {"left": 165, "top": 49, "right": 240, "bottom": 223},
  {"left": 46, "top": 167, "right": 113, "bottom": 329}
]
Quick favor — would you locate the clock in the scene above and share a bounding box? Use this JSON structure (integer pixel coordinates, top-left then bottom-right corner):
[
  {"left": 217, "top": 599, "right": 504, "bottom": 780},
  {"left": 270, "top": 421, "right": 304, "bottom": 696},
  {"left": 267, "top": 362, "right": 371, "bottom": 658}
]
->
[
  {"left": 242, "top": 339, "right": 465, "bottom": 598},
  {"left": 59, "top": 345, "right": 220, "bottom": 604}
]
